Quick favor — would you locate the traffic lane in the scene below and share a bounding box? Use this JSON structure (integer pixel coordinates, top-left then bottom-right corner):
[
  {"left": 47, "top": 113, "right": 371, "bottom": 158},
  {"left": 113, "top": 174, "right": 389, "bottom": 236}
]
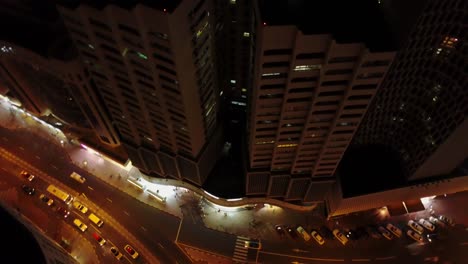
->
[{"left": 79, "top": 176, "right": 189, "bottom": 264}]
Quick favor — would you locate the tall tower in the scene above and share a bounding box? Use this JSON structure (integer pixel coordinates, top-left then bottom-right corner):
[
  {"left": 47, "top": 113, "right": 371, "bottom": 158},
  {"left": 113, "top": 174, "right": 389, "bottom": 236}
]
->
[
  {"left": 354, "top": 0, "right": 468, "bottom": 181},
  {"left": 57, "top": 0, "right": 223, "bottom": 185},
  {"left": 246, "top": 0, "right": 396, "bottom": 203}
]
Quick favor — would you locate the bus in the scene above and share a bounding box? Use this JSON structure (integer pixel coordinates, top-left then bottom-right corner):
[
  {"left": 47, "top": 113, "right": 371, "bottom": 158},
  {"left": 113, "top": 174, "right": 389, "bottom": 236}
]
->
[{"left": 47, "top": 185, "right": 73, "bottom": 204}]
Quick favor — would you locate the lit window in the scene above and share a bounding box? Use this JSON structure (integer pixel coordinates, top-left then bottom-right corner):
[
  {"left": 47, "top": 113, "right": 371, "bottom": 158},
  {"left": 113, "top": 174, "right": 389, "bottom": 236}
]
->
[
  {"left": 1, "top": 46, "right": 13, "bottom": 53},
  {"left": 219, "top": 91, "right": 224, "bottom": 96},
  {"left": 231, "top": 100, "right": 246, "bottom": 106},
  {"left": 243, "top": 32, "right": 250, "bottom": 37},
  {"left": 441, "top": 36, "right": 458, "bottom": 49},
  {"left": 196, "top": 22, "right": 209, "bottom": 38},
  {"left": 255, "top": 140, "right": 275, "bottom": 145},
  {"left": 432, "top": 96, "right": 438, "bottom": 102},
  {"left": 145, "top": 136, "right": 153, "bottom": 142},
  {"left": 121, "top": 48, "right": 129, "bottom": 57},
  {"left": 261, "top": 72, "right": 280, "bottom": 77},
  {"left": 277, "top": 144, "right": 298, "bottom": 148},
  {"left": 241, "top": 88, "right": 247, "bottom": 92},
  {"left": 293, "top": 65, "right": 321, "bottom": 71},
  {"left": 88, "top": 44, "right": 95, "bottom": 49},
  {"left": 137, "top": 52, "right": 148, "bottom": 60},
  {"left": 230, "top": 79, "right": 236, "bottom": 84},
  {"left": 230, "top": 0, "right": 236, "bottom": 4}
]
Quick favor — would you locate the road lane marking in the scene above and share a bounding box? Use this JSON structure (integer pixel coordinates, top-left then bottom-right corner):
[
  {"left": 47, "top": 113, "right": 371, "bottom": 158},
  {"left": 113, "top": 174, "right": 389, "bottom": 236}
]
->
[
  {"left": 19, "top": 146, "right": 25, "bottom": 150},
  {"left": 106, "top": 198, "right": 112, "bottom": 203},
  {"left": 1, "top": 167, "right": 7, "bottom": 172},
  {"left": 261, "top": 251, "right": 344, "bottom": 261},
  {"left": 175, "top": 218, "right": 183, "bottom": 242},
  {"left": 376, "top": 256, "right": 396, "bottom": 260},
  {"left": 158, "top": 243, "right": 165, "bottom": 249},
  {"left": 51, "top": 165, "right": 58, "bottom": 170},
  {"left": 35, "top": 155, "right": 40, "bottom": 160},
  {"left": 1, "top": 137, "right": 8, "bottom": 141},
  {"left": 87, "top": 186, "right": 94, "bottom": 191},
  {"left": 123, "top": 211, "right": 130, "bottom": 216},
  {"left": 140, "top": 226, "right": 147, "bottom": 232},
  {"left": 353, "top": 259, "right": 370, "bottom": 261},
  {"left": 460, "top": 242, "right": 468, "bottom": 246}
]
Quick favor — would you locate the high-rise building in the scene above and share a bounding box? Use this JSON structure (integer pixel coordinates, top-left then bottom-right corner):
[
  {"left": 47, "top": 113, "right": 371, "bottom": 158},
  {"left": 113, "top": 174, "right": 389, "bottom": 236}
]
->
[
  {"left": 354, "top": 0, "right": 468, "bottom": 181},
  {"left": 57, "top": 0, "right": 223, "bottom": 185},
  {"left": 245, "top": 0, "right": 396, "bottom": 203}
]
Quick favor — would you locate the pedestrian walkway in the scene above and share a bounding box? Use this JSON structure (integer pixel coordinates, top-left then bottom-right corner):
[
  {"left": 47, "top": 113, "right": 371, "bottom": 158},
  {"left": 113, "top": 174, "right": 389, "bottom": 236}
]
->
[{"left": 232, "top": 236, "right": 249, "bottom": 263}]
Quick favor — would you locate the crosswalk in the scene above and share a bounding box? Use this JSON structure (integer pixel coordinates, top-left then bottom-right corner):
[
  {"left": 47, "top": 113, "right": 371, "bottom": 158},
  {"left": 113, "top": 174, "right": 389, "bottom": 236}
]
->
[{"left": 232, "top": 236, "right": 249, "bottom": 263}]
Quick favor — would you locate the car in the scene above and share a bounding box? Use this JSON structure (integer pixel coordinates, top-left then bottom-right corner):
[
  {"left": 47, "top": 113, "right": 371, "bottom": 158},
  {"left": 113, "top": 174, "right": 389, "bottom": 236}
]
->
[
  {"left": 311, "top": 230, "right": 325, "bottom": 245},
  {"left": 244, "top": 239, "right": 261, "bottom": 249},
  {"left": 386, "top": 223, "right": 402, "bottom": 237},
  {"left": 438, "top": 215, "right": 455, "bottom": 226},
  {"left": 21, "top": 170, "right": 35, "bottom": 181},
  {"left": 124, "top": 244, "right": 139, "bottom": 259},
  {"left": 333, "top": 229, "right": 348, "bottom": 245},
  {"left": 354, "top": 226, "right": 369, "bottom": 239},
  {"left": 407, "top": 220, "right": 424, "bottom": 234},
  {"left": 39, "top": 194, "right": 54, "bottom": 206},
  {"left": 57, "top": 207, "right": 70, "bottom": 218},
  {"left": 319, "top": 226, "right": 334, "bottom": 239},
  {"left": 426, "top": 233, "right": 438, "bottom": 243},
  {"left": 110, "top": 247, "right": 123, "bottom": 260},
  {"left": 274, "top": 225, "right": 285, "bottom": 237},
  {"left": 378, "top": 226, "right": 393, "bottom": 240},
  {"left": 418, "top": 219, "right": 435, "bottom": 232},
  {"left": 21, "top": 184, "right": 35, "bottom": 195},
  {"left": 72, "top": 201, "right": 89, "bottom": 214},
  {"left": 296, "top": 226, "right": 311, "bottom": 241},
  {"left": 286, "top": 226, "right": 298, "bottom": 239},
  {"left": 407, "top": 230, "right": 424, "bottom": 243},
  {"left": 70, "top": 172, "right": 86, "bottom": 184},
  {"left": 345, "top": 229, "right": 359, "bottom": 240},
  {"left": 428, "top": 216, "right": 445, "bottom": 227},
  {"left": 92, "top": 233, "right": 106, "bottom": 246},
  {"left": 365, "top": 226, "right": 382, "bottom": 239},
  {"left": 73, "top": 219, "right": 87, "bottom": 232}
]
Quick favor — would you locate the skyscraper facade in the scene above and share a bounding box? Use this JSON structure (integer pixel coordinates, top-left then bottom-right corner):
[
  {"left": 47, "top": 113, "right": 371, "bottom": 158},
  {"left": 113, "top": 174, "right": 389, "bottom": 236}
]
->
[
  {"left": 57, "top": 0, "right": 223, "bottom": 185},
  {"left": 354, "top": 0, "right": 468, "bottom": 181},
  {"left": 245, "top": 0, "right": 396, "bottom": 203}
]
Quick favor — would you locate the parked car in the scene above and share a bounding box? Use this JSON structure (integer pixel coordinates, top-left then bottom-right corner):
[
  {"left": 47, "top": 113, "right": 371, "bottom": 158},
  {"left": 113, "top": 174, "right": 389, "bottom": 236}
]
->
[
  {"left": 39, "top": 194, "right": 54, "bottom": 206},
  {"left": 428, "top": 216, "right": 445, "bottom": 227},
  {"left": 386, "top": 223, "right": 402, "bottom": 237},
  {"left": 296, "top": 226, "right": 311, "bottom": 241},
  {"left": 418, "top": 219, "right": 435, "bottom": 232},
  {"left": 110, "top": 247, "right": 123, "bottom": 260},
  {"left": 57, "top": 207, "right": 70, "bottom": 218},
  {"left": 286, "top": 226, "right": 298, "bottom": 239},
  {"left": 345, "top": 229, "right": 359, "bottom": 240},
  {"left": 21, "top": 184, "right": 35, "bottom": 195},
  {"left": 73, "top": 219, "right": 87, "bottom": 232},
  {"left": 407, "top": 230, "right": 424, "bottom": 243},
  {"left": 274, "top": 225, "right": 286, "bottom": 237},
  {"left": 311, "top": 230, "right": 325, "bottom": 245},
  {"left": 407, "top": 220, "right": 424, "bottom": 234},
  {"left": 354, "top": 226, "right": 369, "bottom": 239},
  {"left": 319, "top": 226, "right": 334, "bottom": 239},
  {"left": 124, "top": 244, "right": 139, "bottom": 259},
  {"left": 333, "top": 229, "right": 348, "bottom": 245},
  {"left": 244, "top": 239, "right": 261, "bottom": 249},
  {"left": 366, "top": 225, "right": 382, "bottom": 239},
  {"left": 21, "top": 170, "right": 35, "bottom": 182},
  {"left": 378, "top": 226, "right": 393, "bottom": 240},
  {"left": 438, "top": 215, "right": 455, "bottom": 226}
]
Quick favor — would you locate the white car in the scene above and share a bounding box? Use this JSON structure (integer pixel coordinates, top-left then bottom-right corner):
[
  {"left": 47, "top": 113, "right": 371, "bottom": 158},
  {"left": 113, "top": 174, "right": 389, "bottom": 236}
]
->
[
  {"left": 73, "top": 219, "right": 87, "bottom": 232},
  {"left": 311, "top": 230, "right": 325, "bottom": 245},
  {"left": 378, "top": 226, "right": 393, "bottom": 240},
  {"left": 386, "top": 223, "right": 402, "bottom": 237},
  {"left": 428, "top": 216, "right": 444, "bottom": 227},
  {"left": 70, "top": 172, "right": 86, "bottom": 183},
  {"left": 73, "top": 201, "right": 89, "bottom": 214},
  {"left": 407, "top": 230, "right": 424, "bottom": 243},
  {"left": 333, "top": 229, "right": 348, "bottom": 245},
  {"left": 296, "top": 226, "right": 311, "bottom": 241},
  {"left": 418, "top": 219, "right": 435, "bottom": 232},
  {"left": 407, "top": 220, "right": 424, "bottom": 234}
]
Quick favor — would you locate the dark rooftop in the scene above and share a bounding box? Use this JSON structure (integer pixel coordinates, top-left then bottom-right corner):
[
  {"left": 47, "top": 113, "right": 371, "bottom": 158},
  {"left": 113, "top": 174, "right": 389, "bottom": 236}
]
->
[
  {"left": 258, "top": 0, "right": 397, "bottom": 51},
  {"left": 57, "top": 0, "right": 183, "bottom": 13}
]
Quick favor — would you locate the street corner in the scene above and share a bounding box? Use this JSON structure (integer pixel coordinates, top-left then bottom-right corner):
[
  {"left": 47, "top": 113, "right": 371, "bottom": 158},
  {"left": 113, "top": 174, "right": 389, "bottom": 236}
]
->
[{"left": 178, "top": 243, "right": 233, "bottom": 264}]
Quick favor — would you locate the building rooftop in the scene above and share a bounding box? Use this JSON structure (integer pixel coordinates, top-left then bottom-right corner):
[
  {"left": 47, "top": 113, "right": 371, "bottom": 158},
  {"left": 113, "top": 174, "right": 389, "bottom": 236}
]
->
[
  {"left": 258, "top": 0, "right": 397, "bottom": 51},
  {"left": 57, "top": 0, "right": 183, "bottom": 13}
]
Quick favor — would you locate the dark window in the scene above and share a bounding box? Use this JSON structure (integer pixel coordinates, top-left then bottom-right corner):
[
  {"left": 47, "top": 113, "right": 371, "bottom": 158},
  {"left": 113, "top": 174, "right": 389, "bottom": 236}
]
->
[
  {"left": 289, "top": 87, "right": 314, "bottom": 93},
  {"left": 95, "top": 32, "right": 115, "bottom": 43},
  {"left": 153, "top": 53, "right": 174, "bottom": 65},
  {"left": 328, "top": 56, "right": 358, "bottom": 63},
  {"left": 312, "top": 109, "right": 336, "bottom": 115},
  {"left": 263, "top": 49, "right": 292, "bottom": 56},
  {"left": 352, "top": 84, "right": 378, "bottom": 90},
  {"left": 357, "top": 72, "right": 384, "bottom": 79},
  {"left": 261, "top": 73, "right": 288, "bottom": 79},
  {"left": 321, "top": 80, "right": 349, "bottom": 86},
  {"left": 332, "top": 130, "right": 354, "bottom": 135},
  {"left": 259, "top": 94, "right": 283, "bottom": 99},
  {"left": 151, "top": 42, "right": 171, "bottom": 54},
  {"left": 362, "top": 60, "right": 391, "bottom": 67},
  {"left": 262, "top": 61, "right": 290, "bottom": 68},
  {"left": 286, "top": 96, "right": 312, "bottom": 103},
  {"left": 89, "top": 18, "right": 111, "bottom": 31},
  {"left": 157, "top": 65, "right": 177, "bottom": 76},
  {"left": 260, "top": 84, "right": 284, "bottom": 90},
  {"left": 343, "top": 104, "right": 367, "bottom": 110},
  {"left": 118, "top": 24, "right": 140, "bottom": 36},
  {"left": 296, "top": 52, "right": 325, "bottom": 59},
  {"left": 348, "top": 94, "right": 372, "bottom": 100},
  {"left": 340, "top": 113, "right": 363, "bottom": 118},
  {"left": 318, "top": 90, "right": 344, "bottom": 97},
  {"left": 100, "top": 44, "right": 120, "bottom": 55},
  {"left": 325, "top": 69, "right": 353, "bottom": 75},
  {"left": 291, "top": 77, "right": 318, "bottom": 83},
  {"left": 315, "top": 100, "right": 339, "bottom": 106},
  {"left": 148, "top": 31, "right": 169, "bottom": 41}
]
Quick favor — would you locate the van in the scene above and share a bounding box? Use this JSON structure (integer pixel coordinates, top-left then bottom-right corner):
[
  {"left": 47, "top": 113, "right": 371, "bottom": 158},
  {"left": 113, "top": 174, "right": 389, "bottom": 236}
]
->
[
  {"left": 296, "top": 226, "right": 311, "bottom": 241},
  {"left": 88, "top": 213, "right": 104, "bottom": 227}
]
